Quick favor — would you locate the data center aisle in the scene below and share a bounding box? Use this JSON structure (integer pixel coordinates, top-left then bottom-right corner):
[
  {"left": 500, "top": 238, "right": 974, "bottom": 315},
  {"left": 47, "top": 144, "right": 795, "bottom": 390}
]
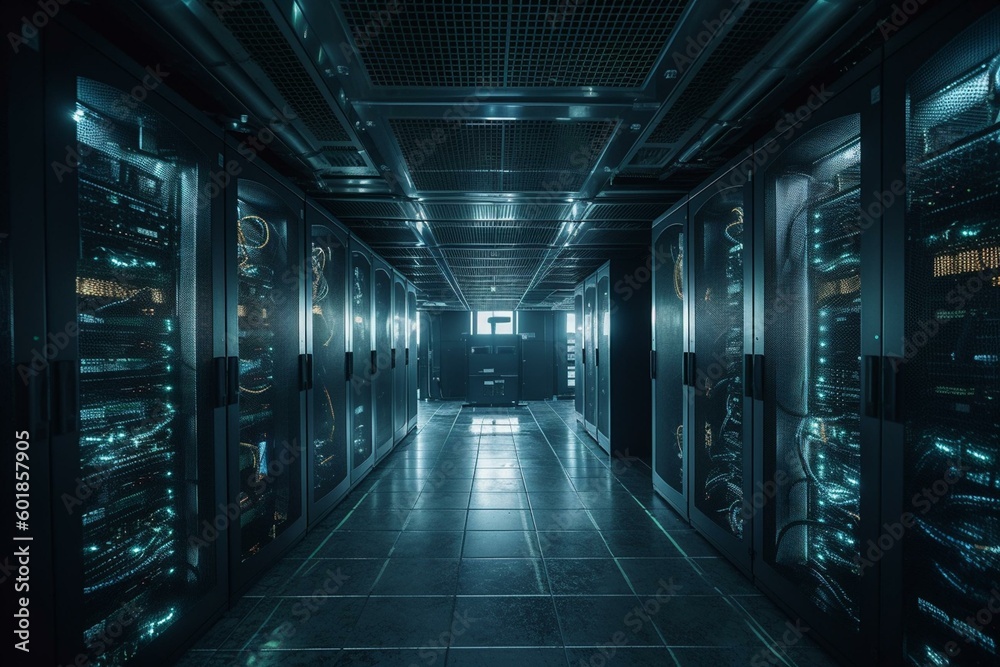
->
[{"left": 177, "top": 401, "right": 839, "bottom": 667}]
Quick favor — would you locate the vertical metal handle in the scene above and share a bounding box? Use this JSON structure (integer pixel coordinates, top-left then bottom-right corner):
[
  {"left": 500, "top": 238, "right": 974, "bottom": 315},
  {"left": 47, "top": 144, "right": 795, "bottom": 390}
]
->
[
  {"left": 299, "top": 354, "right": 309, "bottom": 391},
  {"left": 582, "top": 348, "right": 586, "bottom": 365},
  {"left": 214, "top": 356, "right": 228, "bottom": 407},
  {"left": 744, "top": 355, "right": 754, "bottom": 398},
  {"left": 649, "top": 350, "right": 656, "bottom": 380},
  {"left": 227, "top": 356, "right": 240, "bottom": 405},
  {"left": 346, "top": 351, "right": 354, "bottom": 380},
  {"left": 864, "top": 355, "right": 881, "bottom": 419},
  {"left": 682, "top": 352, "right": 689, "bottom": 386},
  {"left": 595, "top": 347, "right": 599, "bottom": 367},
  {"left": 371, "top": 349, "right": 378, "bottom": 376},
  {"left": 753, "top": 355, "right": 765, "bottom": 401},
  {"left": 391, "top": 348, "right": 397, "bottom": 369},
  {"left": 883, "top": 356, "right": 902, "bottom": 423},
  {"left": 405, "top": 347, "right": 410, "bottom": 365},
  {"left": 52, "top": 360, "right": 79, "bottom": 435},
  {"left": 687, "top": 352, "right": 697, "bottom": 388}
]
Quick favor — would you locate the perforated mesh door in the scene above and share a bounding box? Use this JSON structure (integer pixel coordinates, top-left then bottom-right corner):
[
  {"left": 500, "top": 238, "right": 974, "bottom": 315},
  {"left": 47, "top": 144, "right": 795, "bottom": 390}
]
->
[
  {"left": 763, "top": 115, "right": 862, "bottom": 629},
  {"left": 74, "top": 77, "right": 216, "bottom": 660},
  {"left": 584, "top": 280, "right": 597, "bottom": 427},
  {"left": 654, "top": 223, "right": 685, "bottom": 493},
  {"left": 393, "top": 280, "right": 407, "bottom": 435},
  {"left": 902, "top": 12, "right": 1000, "bottom": 665},
  {"left": 597, "top": 270, "right": 611, "bottom": 442},
  {"left": 692, "top": 185, "right": 746, "bottom": 539},
  {"left": 236, "top": 179, "right": 301, "bottom": 561},
  {"left": 351, "top": 249, "right": 373, "bottom": 468},
  {"left": 311, "top": 224, "right": 348, "bottom": 502},
  {"left": 374, "top": 266, "right": 393, "bottom": 447}
]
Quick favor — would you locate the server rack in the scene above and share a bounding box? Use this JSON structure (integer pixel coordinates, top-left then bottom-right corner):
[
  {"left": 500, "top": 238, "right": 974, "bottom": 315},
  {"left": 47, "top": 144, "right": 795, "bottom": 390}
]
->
[
  {"left": 406, "top": 282, "right": 419, "bottom": 432},
  {"left": 583, "top": 275, "right": 598, "bottom": 438},
  {"left": 688, "top": 154, "right": 755, "bottom": 575},
  {"left": 373, "top": 256, "right": 394, "bottom": 460},
  {"left": 652, "top": 199, "right": 691, "bottom": 519},
  {"left": 881, "top": 6, "right": 1000, "bottom": 666},
  {"left": 349, "top": 239, "right": 375, "bottom": 482},
  {"left": 596, "top": 264, "right": 612, "bottom": 454},
  {"left": 392, "top": 272, "right": 408, "bottom": 443},
  {"left": 305, "top": 202, "right": 350, "bottom": 527},
  {"left": 574, "top": 283, "right": 585, "bottom": 422},
  {"left": 752, "top": 65, "right": 883, "bottom": 665},
  {"left": 37, "top": 22, "right": 229, "bottom": 665},
  {"left": 226, "top": 147, "right": 308, "bottom": 594}
]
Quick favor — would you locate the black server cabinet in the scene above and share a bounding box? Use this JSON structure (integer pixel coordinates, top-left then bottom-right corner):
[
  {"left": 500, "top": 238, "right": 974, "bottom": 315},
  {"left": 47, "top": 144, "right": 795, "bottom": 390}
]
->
[
  {"left": 349, "top": 239, "right": 375, "bottom": 481},
  {"left": 574, "top": 284, "right": 585, "bottom": 421},
  {"left": 406, "top": 282, "right": 418, "bottom": 432},
  {"left": 226, "top": 151, "right": 307, "bottom": 593},
  {"left": 583, "top": 275, "right": 598, "bottom": 438},
  {"left": 752, "top": 67, "right": 883, "bottom": 664},
  {"left": 596, "top": 265, "right": 612, "bottom": 454},
  {"left": 393, "top": 273, "right": 408, "bottom": 443},
  {"left": 373, "top": 257, "right": 394, "bottom": 460},
  {"left": 882, "top": 7, "right": 1000, "bottom": 666},
  {"left": 652, "top": 200, "right": 690, "bottom": 518},
  {"left": 689, "top": 155, "right": 755, "bottom": 574},
  {"left": 305, "top": 202, "right": 349, "bottom": 526},
  {"left": 38, "top": 24, "right": 228, "bottom": 665}
]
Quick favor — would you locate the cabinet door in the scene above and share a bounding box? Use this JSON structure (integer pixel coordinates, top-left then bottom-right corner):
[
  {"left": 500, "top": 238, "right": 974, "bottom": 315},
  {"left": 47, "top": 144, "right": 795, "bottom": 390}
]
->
[
  {"left": 374, "top": 261, "right": 393, "bottom": 457},
  {"left": 885, "top": 10, "right": 1000, "bottom": 665},
  {"left": 407, "top": 285, "right": 418, "bottom": 429},
  {"left": 597, "top": 266, "right": 612, "bottom": 452},
  {"left": 308, "top": 215, "right": 348, "bottom": 522},
  {"left": 350, "top": 243, "right": 374, "bottom": 479},
  {"left": 45, "top": 62, "right": 226, "bottom": 664},
  {"left": 232, "top": 175, "right": 305, "bottom": 575},
  {"left": 755, "top": 70, "right": 882, "bottom": 661},
  {"left": 393, "top": 277, "right": 408, "bottom": 442},
  {"left": 584, "top": 277, "right": 597, "bottom": 434},
  {"left": 652, "top": 214, "right": 688, "bottom": 516},
  {"left": 690, "top": 174, "right": 752, "bottom": 570}
]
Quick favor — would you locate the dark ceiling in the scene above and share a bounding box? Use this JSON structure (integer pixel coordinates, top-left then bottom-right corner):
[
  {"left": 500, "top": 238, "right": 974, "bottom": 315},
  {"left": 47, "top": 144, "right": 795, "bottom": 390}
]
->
[{"left": 122, "top": 0, "right": 892, "bottom": 310}]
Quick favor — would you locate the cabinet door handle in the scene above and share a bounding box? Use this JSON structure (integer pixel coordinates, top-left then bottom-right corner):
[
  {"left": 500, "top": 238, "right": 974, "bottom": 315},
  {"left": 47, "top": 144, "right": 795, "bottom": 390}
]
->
[
  {"left": 744, "top": 355, "right": 754, "bottom": 399},
  {"left": 753, "top": 355, "right": 765, "bottom": 401},
  {"left": 391, "top": 348, "right": 397, "bottom": 369},
  {"left": 863, "top": 355, "right": 881, "bottom": 419},
  {"left": 371, "top": 349, "right": 378, "bottom": 376},
  {"left": 649, "top": 350, "right": 656, "bottom": 380},
  {"left": 214, "top": 356, "right": 228, "bottom": 407},
  {"left": 405, "top": 347, "right": 410, "bottom": 365},
  {"left": 346, "top": 351, "right": 354, "bottom": 381},
  {"left": 53, "top": 360, "right": 78, "bottom": 435},
  {"left": 883, "top": 356, "right": 902, "bottom": 423},
  {"left": 582, "top": 348, "right": 586, "bottom": 365},
  {"left": 299, "top": 354, "right": 309, "bottom": 391}
]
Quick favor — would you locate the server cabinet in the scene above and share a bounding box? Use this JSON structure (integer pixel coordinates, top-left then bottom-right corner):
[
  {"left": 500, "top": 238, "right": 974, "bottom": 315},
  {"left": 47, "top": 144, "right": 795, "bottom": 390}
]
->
[
  {"left": 882, "top": 7, "right": 1000, "bottom": 666},
  {"left": 227, "top": 151, "right": 307, "bottom": 592},
  {"left": 305, "top": 203, "right": 349, "bottom": 526},
  {"left": 349, "top": 240, "right": 375, "bottom": 481},
  {"left": 406, "top": 282, "right": 418, "bottom": 432},
  {"left": 596, "top": 265, "right": 612, "bottom": 453},
  {"left": 583, "top": 275, "right": 598, "bottom": 437},
  {"left": 689, "top": 156, "right": 754, "bottom": 574},
  {"left": 392, "top": 273, "right": 408, "bottom": 443},
  {"left": 753, "top": 68, "right": 883, "bottom": 664},
  {"left": 574, "top": 284, "right": 585, "bottom": 422},
  {"left": 40, "top": 25, "right": 228, "bottom": 665},
  {"left": 652, "top": 200, "right": 690, "bottom": 518},
  {"left": 373, "top": 257, "right": 394, "bottom": 460}
]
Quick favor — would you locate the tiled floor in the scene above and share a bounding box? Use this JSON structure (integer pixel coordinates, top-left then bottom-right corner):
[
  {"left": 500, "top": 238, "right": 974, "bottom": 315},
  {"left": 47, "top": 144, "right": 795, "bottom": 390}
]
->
[{"left": 177, "top": 401, "right": 839, "bottom": 667}]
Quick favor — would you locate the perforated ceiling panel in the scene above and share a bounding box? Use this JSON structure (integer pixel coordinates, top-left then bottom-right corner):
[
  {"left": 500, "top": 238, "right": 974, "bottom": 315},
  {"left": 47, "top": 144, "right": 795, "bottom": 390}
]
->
[
  {"left": 391, "top": 118, "right": 618, "bottom": 192},
  {"left": 646, "top": 0, "right": 811, "bottom": 145},
  {"left": 210, "top": 0, "right": 352, "bottom": 143},
  {"left": 339, "top": 0, "right": 688, "bottom": 88},
  {"left": 433, "top": 221, "right": 560, "bottom": 247}
]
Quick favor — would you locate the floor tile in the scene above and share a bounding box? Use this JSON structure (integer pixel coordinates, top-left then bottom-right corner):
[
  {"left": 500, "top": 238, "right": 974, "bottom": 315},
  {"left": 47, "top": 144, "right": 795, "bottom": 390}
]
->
[
  {"left": 457, "top": 558, "right": 549, "bottom": 595},
  {"left": 450, "top": 597, "right": 562, "bottom": 647}
]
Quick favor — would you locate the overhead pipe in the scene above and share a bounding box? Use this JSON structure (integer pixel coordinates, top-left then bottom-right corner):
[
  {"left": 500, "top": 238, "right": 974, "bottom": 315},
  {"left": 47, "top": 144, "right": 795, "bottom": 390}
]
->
[{"left": 131, "top": 0, "right": 332, "bottom": 174}]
